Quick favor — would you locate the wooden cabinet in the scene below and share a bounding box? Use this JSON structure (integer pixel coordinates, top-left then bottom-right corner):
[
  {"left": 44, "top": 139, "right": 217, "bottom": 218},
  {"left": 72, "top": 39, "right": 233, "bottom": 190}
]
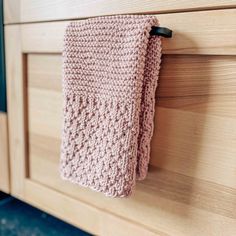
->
[{"left": 4, "top": 1, "right": 236, "bottom": 235}]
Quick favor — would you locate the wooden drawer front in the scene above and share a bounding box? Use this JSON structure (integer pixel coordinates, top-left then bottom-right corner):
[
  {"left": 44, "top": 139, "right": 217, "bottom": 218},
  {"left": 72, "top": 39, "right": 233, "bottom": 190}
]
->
[{"left": 5, "top": 8, "right": 236, "bottom": 236}]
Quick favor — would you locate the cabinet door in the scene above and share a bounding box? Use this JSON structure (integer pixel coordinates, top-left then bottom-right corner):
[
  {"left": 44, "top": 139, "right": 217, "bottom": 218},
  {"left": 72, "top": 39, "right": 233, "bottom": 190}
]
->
[{"left": 5, "top": 9, "right": 236, "bottom": 236}]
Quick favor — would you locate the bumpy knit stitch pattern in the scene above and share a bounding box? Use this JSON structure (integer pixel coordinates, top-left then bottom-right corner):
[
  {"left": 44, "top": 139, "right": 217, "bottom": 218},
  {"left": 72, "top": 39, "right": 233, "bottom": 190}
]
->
[{"left": 60, "top": 15, "right": 162, "bottom": 197}]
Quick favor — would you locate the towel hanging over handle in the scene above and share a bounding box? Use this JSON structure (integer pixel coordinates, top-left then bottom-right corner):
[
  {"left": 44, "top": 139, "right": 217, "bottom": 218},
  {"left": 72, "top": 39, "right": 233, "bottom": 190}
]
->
[
  {"left": 150, "top": 26, "right": 172, "bottom": 38},
  {"left": 61, "top": 15, "right": 166, "bottom": 197}
]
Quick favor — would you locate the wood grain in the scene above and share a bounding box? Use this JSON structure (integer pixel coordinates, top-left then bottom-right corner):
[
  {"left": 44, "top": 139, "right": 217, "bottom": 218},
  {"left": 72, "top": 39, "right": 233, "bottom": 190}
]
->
[
  {"left": 157, "top": 55, "right": 236, "bottom": 97},
  {"left": 4, "top": 0, "right": 236, "bottom": 24},
  {"left": 0, "top": 112, "right": 10, "bottom": 193},
  {"left": 151, "top": 106, "right": 236, "bottom": 188},
  {"left": 28, "top": 88, "right": 62, "bottom": 139},
  {"left": 158, "top": 95, "right": 236, "bottom": 119},
  {"left": 28, "top": 54, "right": 62, "bottom": 92},
  {"left": 21, "top": 9, "right": 236, "bottom": 55}
]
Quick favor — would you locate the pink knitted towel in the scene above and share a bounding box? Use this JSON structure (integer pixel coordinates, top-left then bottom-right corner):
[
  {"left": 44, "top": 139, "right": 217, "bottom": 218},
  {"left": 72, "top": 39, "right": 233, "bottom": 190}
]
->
[{"left": 60, "top": 15, "right": 162, "bottom": 197}]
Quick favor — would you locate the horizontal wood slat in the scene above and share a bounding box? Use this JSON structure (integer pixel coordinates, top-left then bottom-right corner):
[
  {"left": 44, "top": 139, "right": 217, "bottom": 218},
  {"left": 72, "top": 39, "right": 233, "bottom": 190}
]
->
[
  {"left": 158, "top": 95, "right": 236, "bottom": 119},
  {"left": 158, "top": 55, "right": 236, "bottom": 97},
  {"left": 4, "top": 0, "right": 236, "bottom": 24},
  {"left": 21, "top": 9, "right": 236, "bottom": 55}
]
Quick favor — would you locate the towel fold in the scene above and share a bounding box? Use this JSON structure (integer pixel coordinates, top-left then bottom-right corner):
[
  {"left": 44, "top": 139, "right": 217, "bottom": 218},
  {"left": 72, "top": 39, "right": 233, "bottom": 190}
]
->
[{"left": 60, "top": 15, "right": 162, "bottom": 197}]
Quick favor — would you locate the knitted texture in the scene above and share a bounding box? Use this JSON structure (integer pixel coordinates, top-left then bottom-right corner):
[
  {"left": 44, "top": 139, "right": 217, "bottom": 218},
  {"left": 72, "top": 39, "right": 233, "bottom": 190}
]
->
[{"left": 60, "top": 15, "right": 162, "bottom": 197}]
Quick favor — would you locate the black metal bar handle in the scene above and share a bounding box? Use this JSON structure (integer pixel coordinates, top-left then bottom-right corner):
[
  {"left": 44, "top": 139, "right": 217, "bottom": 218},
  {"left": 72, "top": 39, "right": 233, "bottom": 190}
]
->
[{"left": 150, "top": 26, "right": 172, "bottom": 38}]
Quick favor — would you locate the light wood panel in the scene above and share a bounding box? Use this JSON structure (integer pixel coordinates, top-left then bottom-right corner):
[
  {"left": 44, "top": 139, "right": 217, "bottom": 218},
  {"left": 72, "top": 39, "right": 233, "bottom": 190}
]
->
[
  {"left": 28, "top": 54, "right": 236, "bottom": 189},
  {"left": 27, "top": 52, "right": 236, "bottom": 235},
  {"left": 0, "top": 112, "right": 10, "bottom": 193},
  {"left": 21, "top": 9, "right": 236, "bottom": 55},
  {"left": 4, "top": 0, "right": 236, "bottom": 24}
]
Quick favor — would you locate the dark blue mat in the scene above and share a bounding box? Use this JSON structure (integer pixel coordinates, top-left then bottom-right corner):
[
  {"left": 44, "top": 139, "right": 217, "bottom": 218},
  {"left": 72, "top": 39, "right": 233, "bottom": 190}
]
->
[{"left": 0, "top": 192, "right": 91, "bottom": 236}]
